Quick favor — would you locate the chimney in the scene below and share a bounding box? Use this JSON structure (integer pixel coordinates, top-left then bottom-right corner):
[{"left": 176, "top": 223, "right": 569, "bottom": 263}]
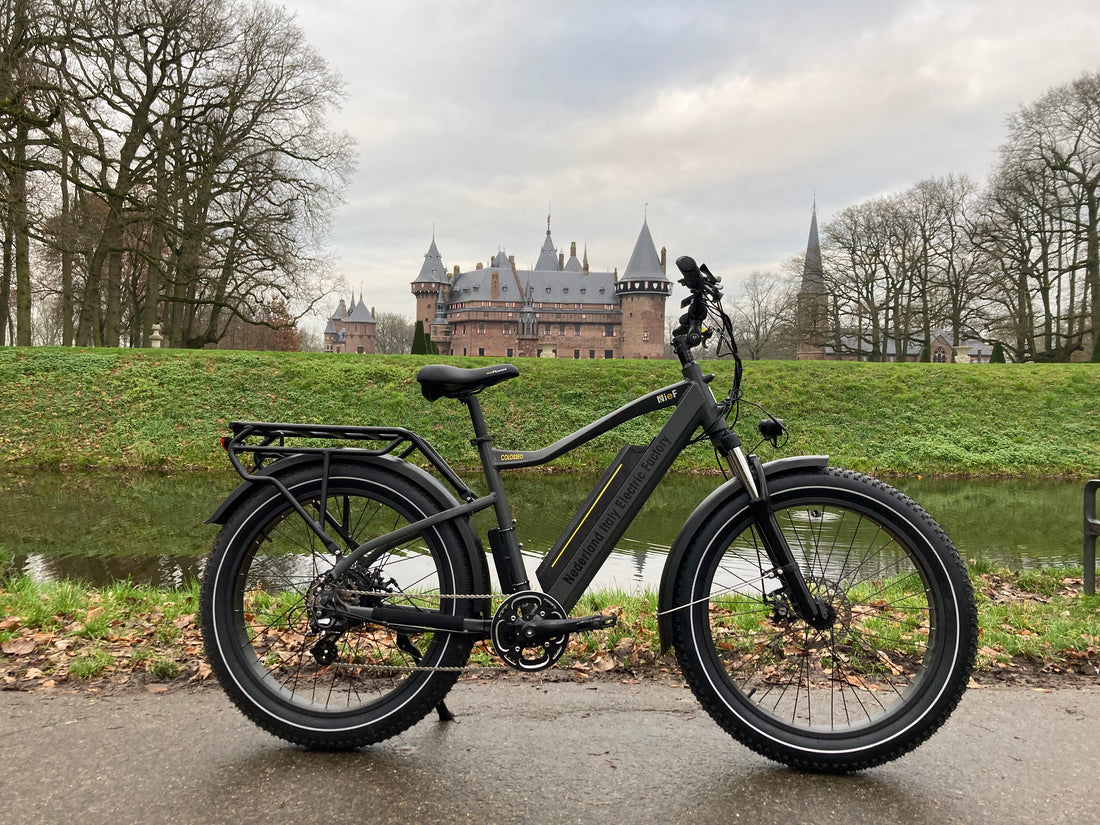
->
[
  {"left": 558, "top": 252, "right": 565, "bottom": 270},
  {"left": 491, "top": 270, "right": 499, "bottom": 299},
  {"left": 660, "top": 247, "right": 667, "bottom": 274}
]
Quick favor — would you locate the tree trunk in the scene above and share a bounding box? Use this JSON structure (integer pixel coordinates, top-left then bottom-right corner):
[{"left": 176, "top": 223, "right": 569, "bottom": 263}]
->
[{"left": 12, "top": 124, "right": 32, "bottom": 346}]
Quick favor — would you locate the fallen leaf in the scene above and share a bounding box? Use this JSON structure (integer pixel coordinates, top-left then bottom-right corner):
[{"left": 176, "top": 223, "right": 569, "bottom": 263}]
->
[
  {"left": 146, "top": 684, "right": 169, "bottom": 694},
  {"left": 24, "top": 667, "right": 45, "bottom": 679},
  {"left": 2, "top": 638, "right": 35, "bottom": 655},
  {"left": 593, "top": 654, "right": 616, "bottom": 672}
]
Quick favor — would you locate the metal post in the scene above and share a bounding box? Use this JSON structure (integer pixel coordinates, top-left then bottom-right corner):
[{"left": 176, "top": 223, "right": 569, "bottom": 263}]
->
[{"left": 1086, "top": 480, "right": 1100, "bottom": 596}]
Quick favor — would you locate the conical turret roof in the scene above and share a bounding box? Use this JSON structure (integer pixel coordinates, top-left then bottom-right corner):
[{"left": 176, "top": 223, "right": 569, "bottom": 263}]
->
[
  {"left": 534, "top": 216, "right": 560, "bottom": 271},
  {"left": 413, "top": 237, "right": 448, "bottom": 284},
  {"left": 622, "top": 219, "right": 667, "bottom": 282},
  {"left": 347, "top": 298, "right": 375, "bottom": 323}
]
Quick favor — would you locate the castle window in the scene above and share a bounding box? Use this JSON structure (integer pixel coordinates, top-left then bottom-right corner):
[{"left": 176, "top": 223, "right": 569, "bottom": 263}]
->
[
  {"left": 604, "top": 350, "right": 613, "bottom": 359},
  {"left": 574, "top": 324, "right": 580, "bottom": 336},
  {"left": 563, "top": 288, "right": 569, "bottom": 295},
  {"left": 574, "top": 350, "right": 580, "bottom": 359},
  {"left": 603, "top": 325, "right": 615, "bottom": 337},
  {"left": 580, "top": 288, "right": 587, "bottom": 295},
  {"left": 643, "top": 330, "right": 649, "bottom": 342},
  {"left": 478, "top": 321, "right": 485, "bottom": 334}
]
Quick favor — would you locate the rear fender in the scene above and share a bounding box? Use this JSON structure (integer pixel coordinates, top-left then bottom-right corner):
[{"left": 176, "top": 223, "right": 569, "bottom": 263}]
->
[
  {"left": 207, "top": 454, "right": 492, "bottom": 616},
  {"left": 656, "top": 455, "right": 829, "bottom": 652}
]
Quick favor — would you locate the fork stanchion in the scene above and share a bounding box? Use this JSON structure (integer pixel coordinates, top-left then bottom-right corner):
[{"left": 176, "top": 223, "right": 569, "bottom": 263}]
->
[{"left": 1086, "top": 480, "right": 1100, "bottom": 596}]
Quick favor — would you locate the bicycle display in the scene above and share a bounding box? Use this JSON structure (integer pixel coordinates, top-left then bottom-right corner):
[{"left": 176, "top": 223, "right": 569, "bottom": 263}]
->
[{"left": 200, "top": 255, "right": 978, "bottom": 772}]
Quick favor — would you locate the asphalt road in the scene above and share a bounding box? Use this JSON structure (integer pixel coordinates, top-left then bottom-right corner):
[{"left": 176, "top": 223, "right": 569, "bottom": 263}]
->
[{"left": 2, "top": 679, "right": 1097, "bottom": 825}]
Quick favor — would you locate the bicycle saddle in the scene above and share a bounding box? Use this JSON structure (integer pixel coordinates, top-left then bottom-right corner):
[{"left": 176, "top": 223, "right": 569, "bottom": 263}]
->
[{"left": 416, "top": 363, "right": 520, "bottom": 401}]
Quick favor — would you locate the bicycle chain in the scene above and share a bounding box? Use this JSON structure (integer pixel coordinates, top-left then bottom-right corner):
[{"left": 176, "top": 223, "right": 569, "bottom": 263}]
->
[{"left": 326, "top": 588, "right": 504, "bottom": 674}]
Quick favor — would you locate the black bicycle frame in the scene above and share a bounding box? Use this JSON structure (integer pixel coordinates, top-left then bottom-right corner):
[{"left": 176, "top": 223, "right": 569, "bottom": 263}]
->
[
  {"left": 221, "top": 353, "right": 825, "bottom": 634},
  {"left": 319, "top": 375, "right": 723, "bottom": 610}
]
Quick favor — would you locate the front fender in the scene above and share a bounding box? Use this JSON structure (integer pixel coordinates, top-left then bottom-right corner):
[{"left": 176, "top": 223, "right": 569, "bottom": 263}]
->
[
  {"left": 657, "top": 455, "right": 829, "bottom": 653},
  {"left": 206, "top": 454, "right": 492, "bottom": 613}
]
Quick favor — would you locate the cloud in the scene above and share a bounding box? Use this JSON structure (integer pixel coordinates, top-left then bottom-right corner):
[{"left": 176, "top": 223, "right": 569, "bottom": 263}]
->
[{"left": 284, "top": 0, "right": 1100, "bottom": 322}]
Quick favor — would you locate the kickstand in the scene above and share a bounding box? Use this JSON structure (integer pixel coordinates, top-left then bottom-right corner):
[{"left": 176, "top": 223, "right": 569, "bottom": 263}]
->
[{"left": 396, "top": 632, "right": 458, "bottom": 723}]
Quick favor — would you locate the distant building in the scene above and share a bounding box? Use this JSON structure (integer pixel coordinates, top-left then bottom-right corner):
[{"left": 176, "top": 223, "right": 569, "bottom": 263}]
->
[
  {"left": 324, "top": 294, "right": 376, "bottom": 354},
  {"left": 411, "top": 217, "right": 671, "bottom": 359},
  {"left": 794, "top": 204, "right": 993, "bottom": 363}
]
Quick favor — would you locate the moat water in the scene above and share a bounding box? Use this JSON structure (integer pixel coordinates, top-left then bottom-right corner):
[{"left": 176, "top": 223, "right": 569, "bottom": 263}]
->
[{"left": 0, "top": 469, "right": 1091, "bottom": 590}]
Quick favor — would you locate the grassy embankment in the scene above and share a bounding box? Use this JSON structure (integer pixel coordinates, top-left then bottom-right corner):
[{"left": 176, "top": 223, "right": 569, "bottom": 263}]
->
[
  {"left": 0, "top": 346, "right": 1098, "bottom": 476},
  {"left": 1, "top": 347, "right": 1098, "bottom": 690}
]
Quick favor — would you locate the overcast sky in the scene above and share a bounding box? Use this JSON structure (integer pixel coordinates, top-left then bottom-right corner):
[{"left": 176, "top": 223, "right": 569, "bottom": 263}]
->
[{"left": 279, "top": 0, "right": 1100, "bottom": 323}]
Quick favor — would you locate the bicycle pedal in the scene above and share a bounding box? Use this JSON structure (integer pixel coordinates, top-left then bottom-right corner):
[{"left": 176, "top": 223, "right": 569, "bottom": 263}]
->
[{"left": 570, "top": 613, "right": 618, "bottom": 633}]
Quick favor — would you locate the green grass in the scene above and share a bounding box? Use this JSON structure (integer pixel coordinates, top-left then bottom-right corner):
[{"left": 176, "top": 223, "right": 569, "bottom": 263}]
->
[
  {"left": 2, "top": 569, "right": 1097, "bottom": 688},
  {"left": 0, "top": 347, "right": 1097, "bottom": 476}
]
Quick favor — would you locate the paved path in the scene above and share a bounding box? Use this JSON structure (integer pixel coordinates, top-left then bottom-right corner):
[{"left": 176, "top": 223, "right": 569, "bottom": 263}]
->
[{"left": 2, "top": 680, "right": 1097, "bottom": 825}]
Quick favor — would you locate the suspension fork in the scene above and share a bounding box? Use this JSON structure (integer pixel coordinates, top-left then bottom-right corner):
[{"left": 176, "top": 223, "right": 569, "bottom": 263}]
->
[{"left": 712, "top": 429, "right": 835, "bottom": 630}]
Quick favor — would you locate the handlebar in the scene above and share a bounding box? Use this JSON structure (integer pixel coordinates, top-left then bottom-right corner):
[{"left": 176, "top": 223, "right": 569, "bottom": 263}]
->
[
  {"left": 672, "top": 254, "right": 745, "bottom": 424},
  {"left": 672, "top": 255, "right": 723, "bottom": 343}
]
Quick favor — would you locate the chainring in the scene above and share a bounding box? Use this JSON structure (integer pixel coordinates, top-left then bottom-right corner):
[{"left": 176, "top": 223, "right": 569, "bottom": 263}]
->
[{"left": 491, "top": 591, "right": 568, "bottom": 671}]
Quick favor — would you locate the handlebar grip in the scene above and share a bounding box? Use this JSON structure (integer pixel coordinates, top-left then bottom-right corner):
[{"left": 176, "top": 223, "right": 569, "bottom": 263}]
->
[{"left": 676, "top": 255, "right": 704, "bottom": 289}]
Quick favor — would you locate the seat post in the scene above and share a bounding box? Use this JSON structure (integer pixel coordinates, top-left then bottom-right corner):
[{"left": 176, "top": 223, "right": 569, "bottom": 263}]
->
[{"left": 462, "top": 394, "right": 530, "bottom": 590}]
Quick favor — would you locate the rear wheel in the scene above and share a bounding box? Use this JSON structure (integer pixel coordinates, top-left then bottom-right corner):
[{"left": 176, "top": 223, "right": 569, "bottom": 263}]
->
[
  {"left": 670, "top": 468, "right": 976, "bottom": 772},
  {"left": 201, "top": 462, "right": 477, "bottom": 748}
]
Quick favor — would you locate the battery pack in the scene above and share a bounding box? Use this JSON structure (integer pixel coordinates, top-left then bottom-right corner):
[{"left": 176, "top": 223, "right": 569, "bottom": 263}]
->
[{"left": 537, "top": 444, "right": 653, "bottom": 604}]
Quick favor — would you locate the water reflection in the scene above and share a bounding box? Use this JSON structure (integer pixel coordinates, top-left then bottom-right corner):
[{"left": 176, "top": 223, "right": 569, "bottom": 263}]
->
[{"left": 0, "top": 469, "right": 1089, "bottom": 590}]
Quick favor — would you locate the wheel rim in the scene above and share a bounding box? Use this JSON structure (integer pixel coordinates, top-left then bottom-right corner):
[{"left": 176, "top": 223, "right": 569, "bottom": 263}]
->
[
  {"left": 696, "top": 495, "right": 944, "bottom": 738},
  {"left": 221, "top": 479, "right": 458, "bottom": 716}
]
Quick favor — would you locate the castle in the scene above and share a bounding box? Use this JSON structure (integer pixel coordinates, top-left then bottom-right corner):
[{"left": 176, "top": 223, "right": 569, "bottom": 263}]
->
[
  {"left": 410, "top": 217, "right": 671, "bottom": 360},
  {"left": 323, "top": 294, "right": 376, "bottom": 354}
]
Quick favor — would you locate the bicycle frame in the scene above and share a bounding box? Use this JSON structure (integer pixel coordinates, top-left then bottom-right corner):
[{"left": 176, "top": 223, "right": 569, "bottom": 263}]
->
[{"left": 220, "top": 356, "right": 772, "bottom": 631}]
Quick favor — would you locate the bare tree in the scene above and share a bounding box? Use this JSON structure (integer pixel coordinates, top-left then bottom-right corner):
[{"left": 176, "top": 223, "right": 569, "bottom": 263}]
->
[
  {"left": 20, "top": 0, "right": 352, "bottom": 348},
  {"left": 727, "top": 270, "right": 796, "bottom": 359},
  {"left": 1004, "top": 71, "right": 1100, "bottom": 360},
  {"left": 374, "top": 311, "right": 413, "bottom": 354}
]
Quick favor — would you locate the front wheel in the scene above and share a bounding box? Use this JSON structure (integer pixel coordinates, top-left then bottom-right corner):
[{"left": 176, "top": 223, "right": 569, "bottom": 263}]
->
[
  {"left": 670, "top": 468, "right": 977, "bottom": 772},
  {"left": 201, "top": 462, "right": 477, "bottom": 749}
]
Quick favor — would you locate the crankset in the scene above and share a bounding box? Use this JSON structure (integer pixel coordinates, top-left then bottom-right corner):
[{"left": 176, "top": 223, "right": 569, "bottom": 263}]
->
[{"left": 491, "top": 591, "right": 617, "bottom": 672}]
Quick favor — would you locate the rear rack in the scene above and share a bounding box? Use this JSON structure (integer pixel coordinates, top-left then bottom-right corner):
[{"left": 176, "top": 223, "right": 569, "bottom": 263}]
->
[{"left": 224, "top": 421, "right": 476, "bottom": 501}]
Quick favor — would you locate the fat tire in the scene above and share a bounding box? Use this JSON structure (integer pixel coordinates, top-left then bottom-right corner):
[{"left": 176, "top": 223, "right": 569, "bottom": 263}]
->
[
  {"left": 201, "top": 462, "right": 476, "bottom": 749},
  {"left": 670, "top": 468, "right": 977, "bottom": 772}
]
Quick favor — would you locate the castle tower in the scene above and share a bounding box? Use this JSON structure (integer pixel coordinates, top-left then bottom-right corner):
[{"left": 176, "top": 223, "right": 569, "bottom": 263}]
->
[
  {"left": 615, "top": 218, "right": 671, "bottom": 359},
  {"left": 411, "top": 235, "right": 449, "bottom": 330},
  {"left": 344, "top": 294, "right": 377, "bottom": 354},
  {"left": 796, "top": 203, "right": 829, "bottom": 360}
]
